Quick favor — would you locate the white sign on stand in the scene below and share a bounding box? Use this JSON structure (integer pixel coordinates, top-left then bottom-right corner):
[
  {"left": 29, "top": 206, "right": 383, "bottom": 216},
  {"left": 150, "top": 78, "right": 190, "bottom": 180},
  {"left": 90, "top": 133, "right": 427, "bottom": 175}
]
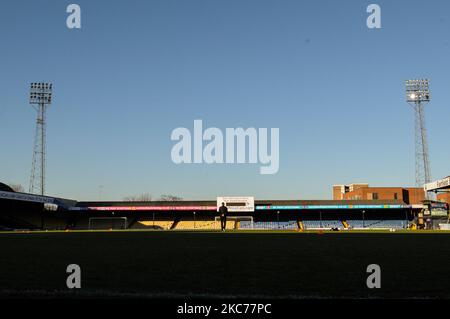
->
[{"left": 216, "top": 196, "right": 255, "bottom": 212}]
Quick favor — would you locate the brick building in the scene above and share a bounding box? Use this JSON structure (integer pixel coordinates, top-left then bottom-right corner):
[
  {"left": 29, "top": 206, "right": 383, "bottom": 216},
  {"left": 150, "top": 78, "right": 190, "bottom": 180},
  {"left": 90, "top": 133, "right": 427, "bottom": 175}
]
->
[
  {"left": 333, "top": 183, "right": 425, "bottom": 205},
  {"left": 437, "top": 192, "right": 450, "bottom": 205}
]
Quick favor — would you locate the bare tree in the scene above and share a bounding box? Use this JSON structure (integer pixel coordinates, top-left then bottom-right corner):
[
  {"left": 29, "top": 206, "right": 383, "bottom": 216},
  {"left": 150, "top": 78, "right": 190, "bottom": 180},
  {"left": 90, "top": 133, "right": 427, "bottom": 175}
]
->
[
  {"left": 9, "top": 183, "right": 25, "bottom": 193},
  {"left": 159, "top": 194, "right": 183, "bottom": 201},
  {"left": 123, "top": 192, "right": 152, "bottom": 202}
]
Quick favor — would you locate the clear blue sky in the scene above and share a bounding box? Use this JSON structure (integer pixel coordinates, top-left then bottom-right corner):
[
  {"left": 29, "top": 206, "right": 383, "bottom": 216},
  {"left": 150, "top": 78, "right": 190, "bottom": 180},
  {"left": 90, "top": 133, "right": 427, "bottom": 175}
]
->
[{"left": 1, "top": 0, "right": 450, "bottom": 201}]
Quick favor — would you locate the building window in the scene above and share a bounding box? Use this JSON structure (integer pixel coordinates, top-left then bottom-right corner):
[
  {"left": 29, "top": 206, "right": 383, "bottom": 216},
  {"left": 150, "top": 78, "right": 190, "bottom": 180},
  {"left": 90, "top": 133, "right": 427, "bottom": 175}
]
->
[
  {"left": 394, "top": 193, "right": 398, "bottom": 200},
  {"left": 373, "top": 193, "right": 379, "bottom": 200}
]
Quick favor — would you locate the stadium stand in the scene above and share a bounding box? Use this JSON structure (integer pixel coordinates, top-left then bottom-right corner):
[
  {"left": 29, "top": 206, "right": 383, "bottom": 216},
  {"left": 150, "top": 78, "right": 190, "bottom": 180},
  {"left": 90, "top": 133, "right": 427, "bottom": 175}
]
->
[
  {"left": 238, "top": 221, "right": 252, "bottom": 229},
  {"left": 131, "top": 219, "right": 238, "bottom": 230},
  {"left": 137, "top": 220, "right": 174, "bottom": 230},
  {"left": 302, "top": 220, "right": 343, "bottom": 230},
  {"left": 240, "top": 220, "right": 298, "bottom": 230},
  {"left": 175, "top": 220, "right": 216, "bottom": 230},
  {"left": 216, "top": 220, "right": 236, "bottom": 230},
  {"left": 347, "top": 220, "right": 407, "bottom": 229},
  {"left": 0, "top": 225, "right": 13, "bottom": 231},
  {"left": 0, "top": 186, "right": 422, "bottom": 231}
]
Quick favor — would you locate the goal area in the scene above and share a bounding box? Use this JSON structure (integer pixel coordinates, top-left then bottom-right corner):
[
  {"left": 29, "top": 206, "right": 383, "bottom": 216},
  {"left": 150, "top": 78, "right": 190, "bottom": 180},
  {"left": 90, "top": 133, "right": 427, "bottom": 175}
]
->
[{"left": 88, "top": 217, "right": 128, "bottom": 230}]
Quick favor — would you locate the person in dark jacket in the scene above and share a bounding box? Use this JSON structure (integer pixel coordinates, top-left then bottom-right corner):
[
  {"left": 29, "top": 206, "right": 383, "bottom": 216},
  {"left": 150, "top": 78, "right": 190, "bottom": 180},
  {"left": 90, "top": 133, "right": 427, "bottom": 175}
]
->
[{"left": 218, "top": 202, "right": 228, "bottom": 231}]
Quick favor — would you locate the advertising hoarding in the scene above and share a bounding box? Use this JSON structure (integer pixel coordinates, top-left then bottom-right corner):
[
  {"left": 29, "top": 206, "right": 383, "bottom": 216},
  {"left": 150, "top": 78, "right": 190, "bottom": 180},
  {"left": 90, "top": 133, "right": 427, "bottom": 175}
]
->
[{"left": 217, "top": 196, "right": 255, "bottom": 212}]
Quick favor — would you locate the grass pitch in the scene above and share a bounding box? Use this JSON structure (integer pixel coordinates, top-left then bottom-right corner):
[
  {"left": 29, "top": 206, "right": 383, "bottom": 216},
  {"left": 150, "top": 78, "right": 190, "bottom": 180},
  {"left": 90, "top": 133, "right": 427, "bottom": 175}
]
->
[{"left": 0, "top": 230, "right": 449, "bottom": 298}]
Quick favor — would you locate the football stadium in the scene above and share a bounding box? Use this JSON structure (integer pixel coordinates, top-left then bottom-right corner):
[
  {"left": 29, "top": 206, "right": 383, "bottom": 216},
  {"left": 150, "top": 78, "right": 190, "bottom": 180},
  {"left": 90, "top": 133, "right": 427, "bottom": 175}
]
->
[
  {"left": 1, "top": 181, "right": 449, "bottom": 232},
  {"left": 1, "top": 181, "right": 450, "bottom": 299},
  {"left": 2, "top": 1, "right": 450, "bottom": 310}
]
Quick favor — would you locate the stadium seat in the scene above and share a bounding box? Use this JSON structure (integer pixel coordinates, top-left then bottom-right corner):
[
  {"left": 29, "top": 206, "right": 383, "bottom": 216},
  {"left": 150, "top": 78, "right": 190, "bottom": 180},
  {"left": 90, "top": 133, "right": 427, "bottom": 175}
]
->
[
  {"left": 346, "top": 220, "right": 407, "bottom": 229},
  {"left": 239, "top": 221, "right": 298, "bottom": 230},
  {"left": 175, "top": 220, "right": 216, "bottom": 230},
  {"left": 302, "top": 220, "right": 343, "bottom": 230},
  {"left": 137, "top": 220, "right": 174, "bottom": 230}
]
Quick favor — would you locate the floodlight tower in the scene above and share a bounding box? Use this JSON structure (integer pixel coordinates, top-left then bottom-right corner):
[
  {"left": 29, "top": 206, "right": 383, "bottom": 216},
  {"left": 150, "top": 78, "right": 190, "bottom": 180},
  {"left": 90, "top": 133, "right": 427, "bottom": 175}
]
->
[
  {"left": 29, "top": 82, "right": 53, "bottom": 195},
  {"left": 405, "top": 79, "right": 431, "bottom": 192}
]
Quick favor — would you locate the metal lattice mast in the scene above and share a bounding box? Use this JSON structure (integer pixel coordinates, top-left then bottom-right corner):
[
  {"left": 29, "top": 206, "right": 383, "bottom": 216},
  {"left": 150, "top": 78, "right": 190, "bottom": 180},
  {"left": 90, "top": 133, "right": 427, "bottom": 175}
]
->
[
  {"left": 405, "top": 79, "right": 431, "bottom": 189},
  {"left": 29, "top": 83, "right": 52, "bottom": 195}
]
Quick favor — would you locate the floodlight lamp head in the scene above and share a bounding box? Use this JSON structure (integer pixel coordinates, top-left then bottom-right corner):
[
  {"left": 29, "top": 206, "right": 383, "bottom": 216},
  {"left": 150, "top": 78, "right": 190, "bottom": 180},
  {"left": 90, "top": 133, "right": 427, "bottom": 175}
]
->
[
  {"left": 29, "top": 82, "right": 53, "bottom": 105},
  {"left": 405, "top": 79, "right": 430, "bottom": 103}
]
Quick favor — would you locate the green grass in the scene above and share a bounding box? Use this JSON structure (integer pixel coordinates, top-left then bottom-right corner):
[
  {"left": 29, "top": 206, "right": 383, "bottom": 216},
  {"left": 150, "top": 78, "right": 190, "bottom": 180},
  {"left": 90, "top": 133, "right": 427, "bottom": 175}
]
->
[{"left": 0, "top": 230, "right": 449, "bottom": 298}]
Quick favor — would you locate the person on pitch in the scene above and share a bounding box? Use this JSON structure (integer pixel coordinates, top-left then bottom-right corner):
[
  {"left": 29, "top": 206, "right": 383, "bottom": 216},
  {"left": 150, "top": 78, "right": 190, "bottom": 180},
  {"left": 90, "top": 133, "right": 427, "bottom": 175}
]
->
[{"left": 219, "top": 202, "right": 228, "bottom": 232}]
